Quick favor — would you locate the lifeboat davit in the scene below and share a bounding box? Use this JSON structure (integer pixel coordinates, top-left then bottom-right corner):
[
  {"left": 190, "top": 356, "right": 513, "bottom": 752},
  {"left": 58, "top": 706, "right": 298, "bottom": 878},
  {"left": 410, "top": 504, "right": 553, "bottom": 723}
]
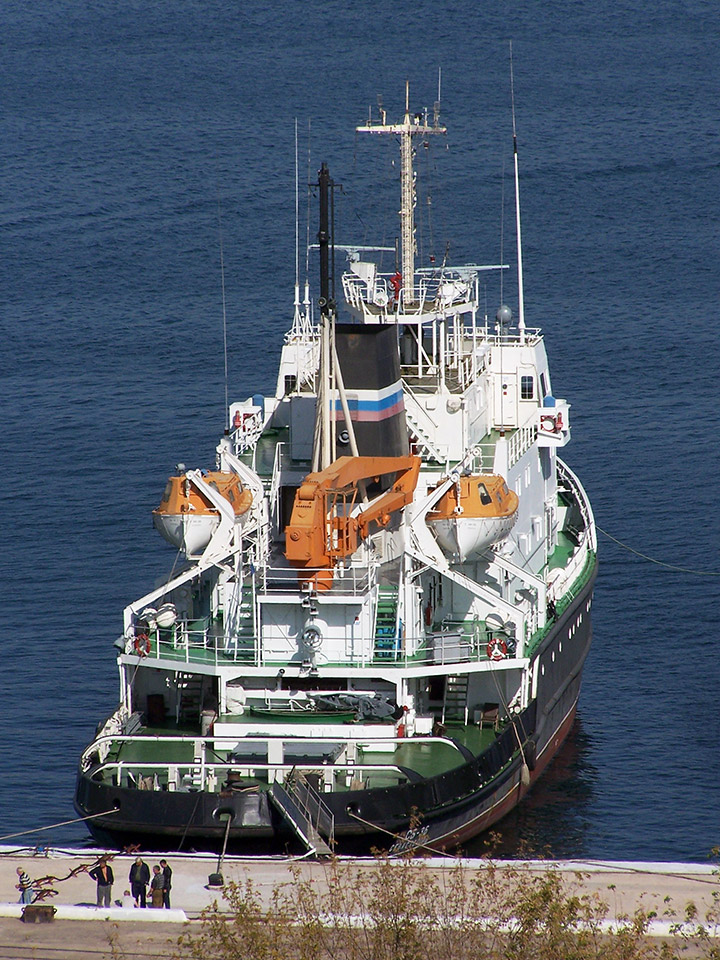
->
[
  {"left": 152, "top": 471, "right": 252, "bottom": 556},
  {"left": 427, "top": 474, "right": 519, "bottom": 561}
]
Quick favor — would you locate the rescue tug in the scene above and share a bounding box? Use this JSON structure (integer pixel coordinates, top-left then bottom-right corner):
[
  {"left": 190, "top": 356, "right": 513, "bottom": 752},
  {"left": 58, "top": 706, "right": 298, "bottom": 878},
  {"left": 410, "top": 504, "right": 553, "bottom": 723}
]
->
[{"left": 75, "top": 94, "right": 597, "bottom": 855}]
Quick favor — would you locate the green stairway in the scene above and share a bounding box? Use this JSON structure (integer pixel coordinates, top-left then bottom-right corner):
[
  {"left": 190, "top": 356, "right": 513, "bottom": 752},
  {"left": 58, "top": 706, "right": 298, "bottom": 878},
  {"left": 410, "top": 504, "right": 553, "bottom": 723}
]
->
[
  {"left": 374, "top": 587, "right": 399, "bottom": 660},
  {"left": 224, "top": 585, "right": 255, "bottom": 659}
]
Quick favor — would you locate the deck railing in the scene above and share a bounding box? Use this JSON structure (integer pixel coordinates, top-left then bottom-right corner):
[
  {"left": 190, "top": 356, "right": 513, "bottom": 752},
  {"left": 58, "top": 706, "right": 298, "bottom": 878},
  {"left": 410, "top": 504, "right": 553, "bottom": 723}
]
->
[
  {"left": 82, "top": 731, "right": 472, "bottom": 794},
  {"left": 258, "top": 564, "right": 374, "bottom": 595},
  {"left": 125, "top": 623, "right": 529, "bottom": 670}
]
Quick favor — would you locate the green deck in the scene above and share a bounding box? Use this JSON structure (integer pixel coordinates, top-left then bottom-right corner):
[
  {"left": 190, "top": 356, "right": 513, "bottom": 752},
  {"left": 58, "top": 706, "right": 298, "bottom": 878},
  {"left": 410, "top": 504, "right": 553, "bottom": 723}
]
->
[
  {"left": 547, "top": 530, "right": 576, "bottom": 570},
  {"left": 98, "top": 718, "right": 501, "bottom": 794}
]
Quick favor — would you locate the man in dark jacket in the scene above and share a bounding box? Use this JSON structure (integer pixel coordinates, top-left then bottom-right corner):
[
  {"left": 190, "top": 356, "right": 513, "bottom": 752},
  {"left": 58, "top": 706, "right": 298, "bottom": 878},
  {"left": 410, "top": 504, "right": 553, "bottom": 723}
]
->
[
  {"left": 128, "top": 857, "right": 150, "bottom": 907},
  {"left": 89, "top": 859, "right": 114, "bottom": 907},
  {"left": 160, "top": 859, "right": 172, "bottom": 908}
]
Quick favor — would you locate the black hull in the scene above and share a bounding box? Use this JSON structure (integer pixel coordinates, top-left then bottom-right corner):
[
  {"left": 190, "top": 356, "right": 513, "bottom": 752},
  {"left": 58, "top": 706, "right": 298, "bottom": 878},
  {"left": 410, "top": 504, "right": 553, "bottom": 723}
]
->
[{"left": 75, "top": 564, "right": 596, "bottom": 855}]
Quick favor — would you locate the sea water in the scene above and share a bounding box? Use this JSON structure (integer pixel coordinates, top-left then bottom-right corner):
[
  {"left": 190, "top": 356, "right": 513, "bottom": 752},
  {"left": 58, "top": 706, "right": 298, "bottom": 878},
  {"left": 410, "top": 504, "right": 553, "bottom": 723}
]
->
[{"left": 3, "top": 0, "right": 719, "bottom": 861}]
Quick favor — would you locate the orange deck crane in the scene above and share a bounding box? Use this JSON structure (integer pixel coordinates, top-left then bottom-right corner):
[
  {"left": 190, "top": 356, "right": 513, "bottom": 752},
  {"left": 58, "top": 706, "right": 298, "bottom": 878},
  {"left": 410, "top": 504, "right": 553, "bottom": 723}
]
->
[{"left": 285, "top": 455, "right": 421, "bottom": 590}]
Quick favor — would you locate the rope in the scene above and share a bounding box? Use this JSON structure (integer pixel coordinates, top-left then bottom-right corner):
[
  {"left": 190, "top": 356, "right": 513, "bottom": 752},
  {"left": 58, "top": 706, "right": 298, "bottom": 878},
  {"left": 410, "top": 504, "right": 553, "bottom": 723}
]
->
[
  {"left": 177, "top": 791, "right": 202, "bottom": 853},
  {"left": 489, "top": 665, "right": 529, "bottom": 770},
  {"left": 347, "top": 811, "right": 454, "bottom": 859},
  {"left": 0, "top": 808, "right": 119, "bottom": 843},
  {"left": 215, "top": 812, "right": 233, "bottom": 877},
  {"left": 565, "top": 859, "right": 720, "bottom": 886},
  {"left": 597, "top": 525, "right": 720, "bottom": 576}
]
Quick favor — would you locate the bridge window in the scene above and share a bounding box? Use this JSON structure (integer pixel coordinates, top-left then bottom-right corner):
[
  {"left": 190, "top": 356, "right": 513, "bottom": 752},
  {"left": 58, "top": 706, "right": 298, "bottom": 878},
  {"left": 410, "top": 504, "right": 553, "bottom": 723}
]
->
[{"left": 520, "top": 375, "right": 534, "bottom": 400}]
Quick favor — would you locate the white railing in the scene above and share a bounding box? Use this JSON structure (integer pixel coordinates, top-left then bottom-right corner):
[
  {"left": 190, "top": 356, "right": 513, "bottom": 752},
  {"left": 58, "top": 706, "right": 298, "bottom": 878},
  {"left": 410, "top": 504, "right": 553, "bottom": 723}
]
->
[
  {"left": 123, "top": 621, "right": 528, "bottom": 670},
  {"left": 558, "top": 458, "right": 597, "bottom": 552},
  {"left": 507, "top": 424, "right": 536, "bottom": 468},
  {"left": 269, "top": 441, "right": 285, "bottom": 527},
  {"left": 402, "top": 384, "right": 448, "bottom": 463},
  {"left": 258, "top": 564, "right": 373, "bottom": 596},
  {"left": 82, "top": 732, "right": 473, "bottom": 794},
  {"left": 230, "top": 408, "right": 264, "bottom": 454},
  {"left": 342, "top": 271, "right": 476, "bottom": 319}
]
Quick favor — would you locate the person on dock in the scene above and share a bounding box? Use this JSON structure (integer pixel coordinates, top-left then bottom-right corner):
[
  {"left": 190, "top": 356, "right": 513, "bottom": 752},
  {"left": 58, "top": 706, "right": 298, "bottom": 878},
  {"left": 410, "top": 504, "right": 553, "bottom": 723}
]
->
[
  {"left": 160, "top": 859, "right": 172, "bottom": 908},
  {"left": 129, "top": 857, "right": 150, "bottom": 908},
  {"left": 15, "top": 868, "right": 33, "bottom": 905},
  {"left": 150, "top": 864, "right": 164, "bottom": 908},
  {"left": 89, "top": 859, "right": 114, "bottom": 908}
]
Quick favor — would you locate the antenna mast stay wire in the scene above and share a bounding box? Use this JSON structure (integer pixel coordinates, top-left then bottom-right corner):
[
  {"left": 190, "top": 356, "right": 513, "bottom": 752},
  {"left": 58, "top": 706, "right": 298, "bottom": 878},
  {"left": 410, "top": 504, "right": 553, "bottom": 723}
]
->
[{"left": 218, "top": 199, "right": 229, "bottom": 430}]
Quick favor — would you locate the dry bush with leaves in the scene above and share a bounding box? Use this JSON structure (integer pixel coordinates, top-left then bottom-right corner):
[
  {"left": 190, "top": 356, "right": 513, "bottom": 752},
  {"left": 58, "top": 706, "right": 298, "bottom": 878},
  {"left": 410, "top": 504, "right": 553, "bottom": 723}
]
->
[{"left": 175, "top": 854, "right": 720, "bottom": 960}]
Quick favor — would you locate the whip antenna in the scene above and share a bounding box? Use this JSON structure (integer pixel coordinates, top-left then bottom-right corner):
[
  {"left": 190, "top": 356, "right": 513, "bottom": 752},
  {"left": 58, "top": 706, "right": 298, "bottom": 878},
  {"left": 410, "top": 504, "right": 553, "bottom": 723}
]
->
[
  {"left": 218, "top": 199, "right": 229, "bottom": 430},
  {"left": 510, "top": 41, "right": 526, "bottom": 344}
]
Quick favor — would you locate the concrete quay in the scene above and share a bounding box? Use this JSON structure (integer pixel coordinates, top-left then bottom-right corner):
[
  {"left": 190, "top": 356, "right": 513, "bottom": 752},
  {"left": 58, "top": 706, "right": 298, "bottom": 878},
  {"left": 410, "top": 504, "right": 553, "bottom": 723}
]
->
[{"left": 0, "top": 846, "right": 716, "bottom": 958}]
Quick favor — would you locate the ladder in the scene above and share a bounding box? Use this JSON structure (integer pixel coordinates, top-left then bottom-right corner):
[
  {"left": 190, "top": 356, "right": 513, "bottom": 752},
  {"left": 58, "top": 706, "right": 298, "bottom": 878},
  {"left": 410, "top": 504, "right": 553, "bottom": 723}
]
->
[
  {"left": 224, "top": 585, "right": 256, "bottom": 659},
  {"left": 404, "top": 406, "right": 446, "bottom": 463},
  {"left": 176, "top": 673, "right": 203, "bottom": 725},
  {"left": 374, "top": 586, "right": 399, "bottom": 659},
  {"left": 269, "top": 779, "right": 334, "bottom": 857},
  {"left": 442, "top": 674, "right": 469, "bottom": 725}
]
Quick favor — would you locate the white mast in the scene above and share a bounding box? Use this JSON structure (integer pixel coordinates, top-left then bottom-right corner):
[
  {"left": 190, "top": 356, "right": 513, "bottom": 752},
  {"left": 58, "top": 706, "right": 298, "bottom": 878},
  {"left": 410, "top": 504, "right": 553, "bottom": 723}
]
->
[
  {"left": 357, "top": 82, "right": 446, "bottom": 302},
  {"left": 293, "top": 118, "right": 302, "bottom": 330}
]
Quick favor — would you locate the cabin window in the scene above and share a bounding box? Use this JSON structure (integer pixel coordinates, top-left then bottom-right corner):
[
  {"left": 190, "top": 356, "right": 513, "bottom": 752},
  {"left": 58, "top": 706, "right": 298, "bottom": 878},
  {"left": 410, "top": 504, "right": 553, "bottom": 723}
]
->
[
  {"left": 520, "top": 375, "right": 534, "bottom": 399},
  {"left": 477, "top": 482, "right": 492, "bottom": 505},
  {"left": 540, "top": 372, "right": 548, "bottom": 396}
]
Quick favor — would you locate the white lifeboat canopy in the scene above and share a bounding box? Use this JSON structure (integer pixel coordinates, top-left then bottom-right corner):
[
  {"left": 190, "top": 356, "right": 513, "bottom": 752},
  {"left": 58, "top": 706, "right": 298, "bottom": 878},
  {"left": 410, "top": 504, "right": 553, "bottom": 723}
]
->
[{"left": 427, "top": 473, "right": 519, "bottom": 562}]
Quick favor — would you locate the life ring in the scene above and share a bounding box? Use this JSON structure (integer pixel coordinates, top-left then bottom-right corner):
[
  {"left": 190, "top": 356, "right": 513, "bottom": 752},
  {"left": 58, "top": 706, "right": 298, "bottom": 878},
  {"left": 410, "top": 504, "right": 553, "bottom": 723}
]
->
[
  {"left": 134, "top": 633, "right": 151, "bottom": 657},
  {"left": 540, "top": 412, "right": 563, "bottom": 434},
  {"left": 486, "top": 637, "right": 507, "bottom": 661}
]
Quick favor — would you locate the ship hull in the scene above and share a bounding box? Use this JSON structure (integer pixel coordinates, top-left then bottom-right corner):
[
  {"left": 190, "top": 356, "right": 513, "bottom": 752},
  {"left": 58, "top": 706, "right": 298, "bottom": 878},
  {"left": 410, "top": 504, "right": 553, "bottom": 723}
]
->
[{"left": 74, "top": 563, "right": 596, "bottom": 855}]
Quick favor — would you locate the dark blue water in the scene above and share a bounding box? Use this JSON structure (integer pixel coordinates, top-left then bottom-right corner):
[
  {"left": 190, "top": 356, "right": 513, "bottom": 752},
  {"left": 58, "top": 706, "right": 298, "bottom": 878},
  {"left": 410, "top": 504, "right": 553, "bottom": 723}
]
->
[{"left": 3, "top": 1, "right": 719, "bottom": 861}]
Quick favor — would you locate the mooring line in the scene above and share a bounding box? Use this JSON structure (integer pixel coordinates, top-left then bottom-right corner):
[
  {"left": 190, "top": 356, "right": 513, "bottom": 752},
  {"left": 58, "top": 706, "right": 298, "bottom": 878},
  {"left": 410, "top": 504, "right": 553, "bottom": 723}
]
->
[
  {"left": 347, "top": 811, "right": 454, "bottom": 859},
  {"left": 0, "top": 808, "right": 118, "bottom": 844},
  {"left": 597, "top": 525, "right": 720, "bottom": 576}
]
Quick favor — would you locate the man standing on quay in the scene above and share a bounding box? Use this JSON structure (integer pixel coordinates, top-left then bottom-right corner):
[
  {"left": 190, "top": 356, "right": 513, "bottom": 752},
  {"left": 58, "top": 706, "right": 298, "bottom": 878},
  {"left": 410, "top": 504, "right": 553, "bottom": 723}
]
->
[
  {"left": 160, "top": 858, "right": 172, "bottom": 908},
  {"left": 89, "top": 858, "right": 114, "bottom": 907},
  {"left": 129, "top": 856, "right": 150, "bottom": 908}
]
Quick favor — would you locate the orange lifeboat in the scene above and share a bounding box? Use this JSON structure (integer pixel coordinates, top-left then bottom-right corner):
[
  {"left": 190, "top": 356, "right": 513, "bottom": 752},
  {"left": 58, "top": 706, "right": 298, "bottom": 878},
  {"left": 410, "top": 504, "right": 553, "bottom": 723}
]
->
[
  {"left": 427, "top": 474, "right": 519, "bottom": 561},
  {"left": 152, "top": 471, "right": 252, "bottom": 556}
]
